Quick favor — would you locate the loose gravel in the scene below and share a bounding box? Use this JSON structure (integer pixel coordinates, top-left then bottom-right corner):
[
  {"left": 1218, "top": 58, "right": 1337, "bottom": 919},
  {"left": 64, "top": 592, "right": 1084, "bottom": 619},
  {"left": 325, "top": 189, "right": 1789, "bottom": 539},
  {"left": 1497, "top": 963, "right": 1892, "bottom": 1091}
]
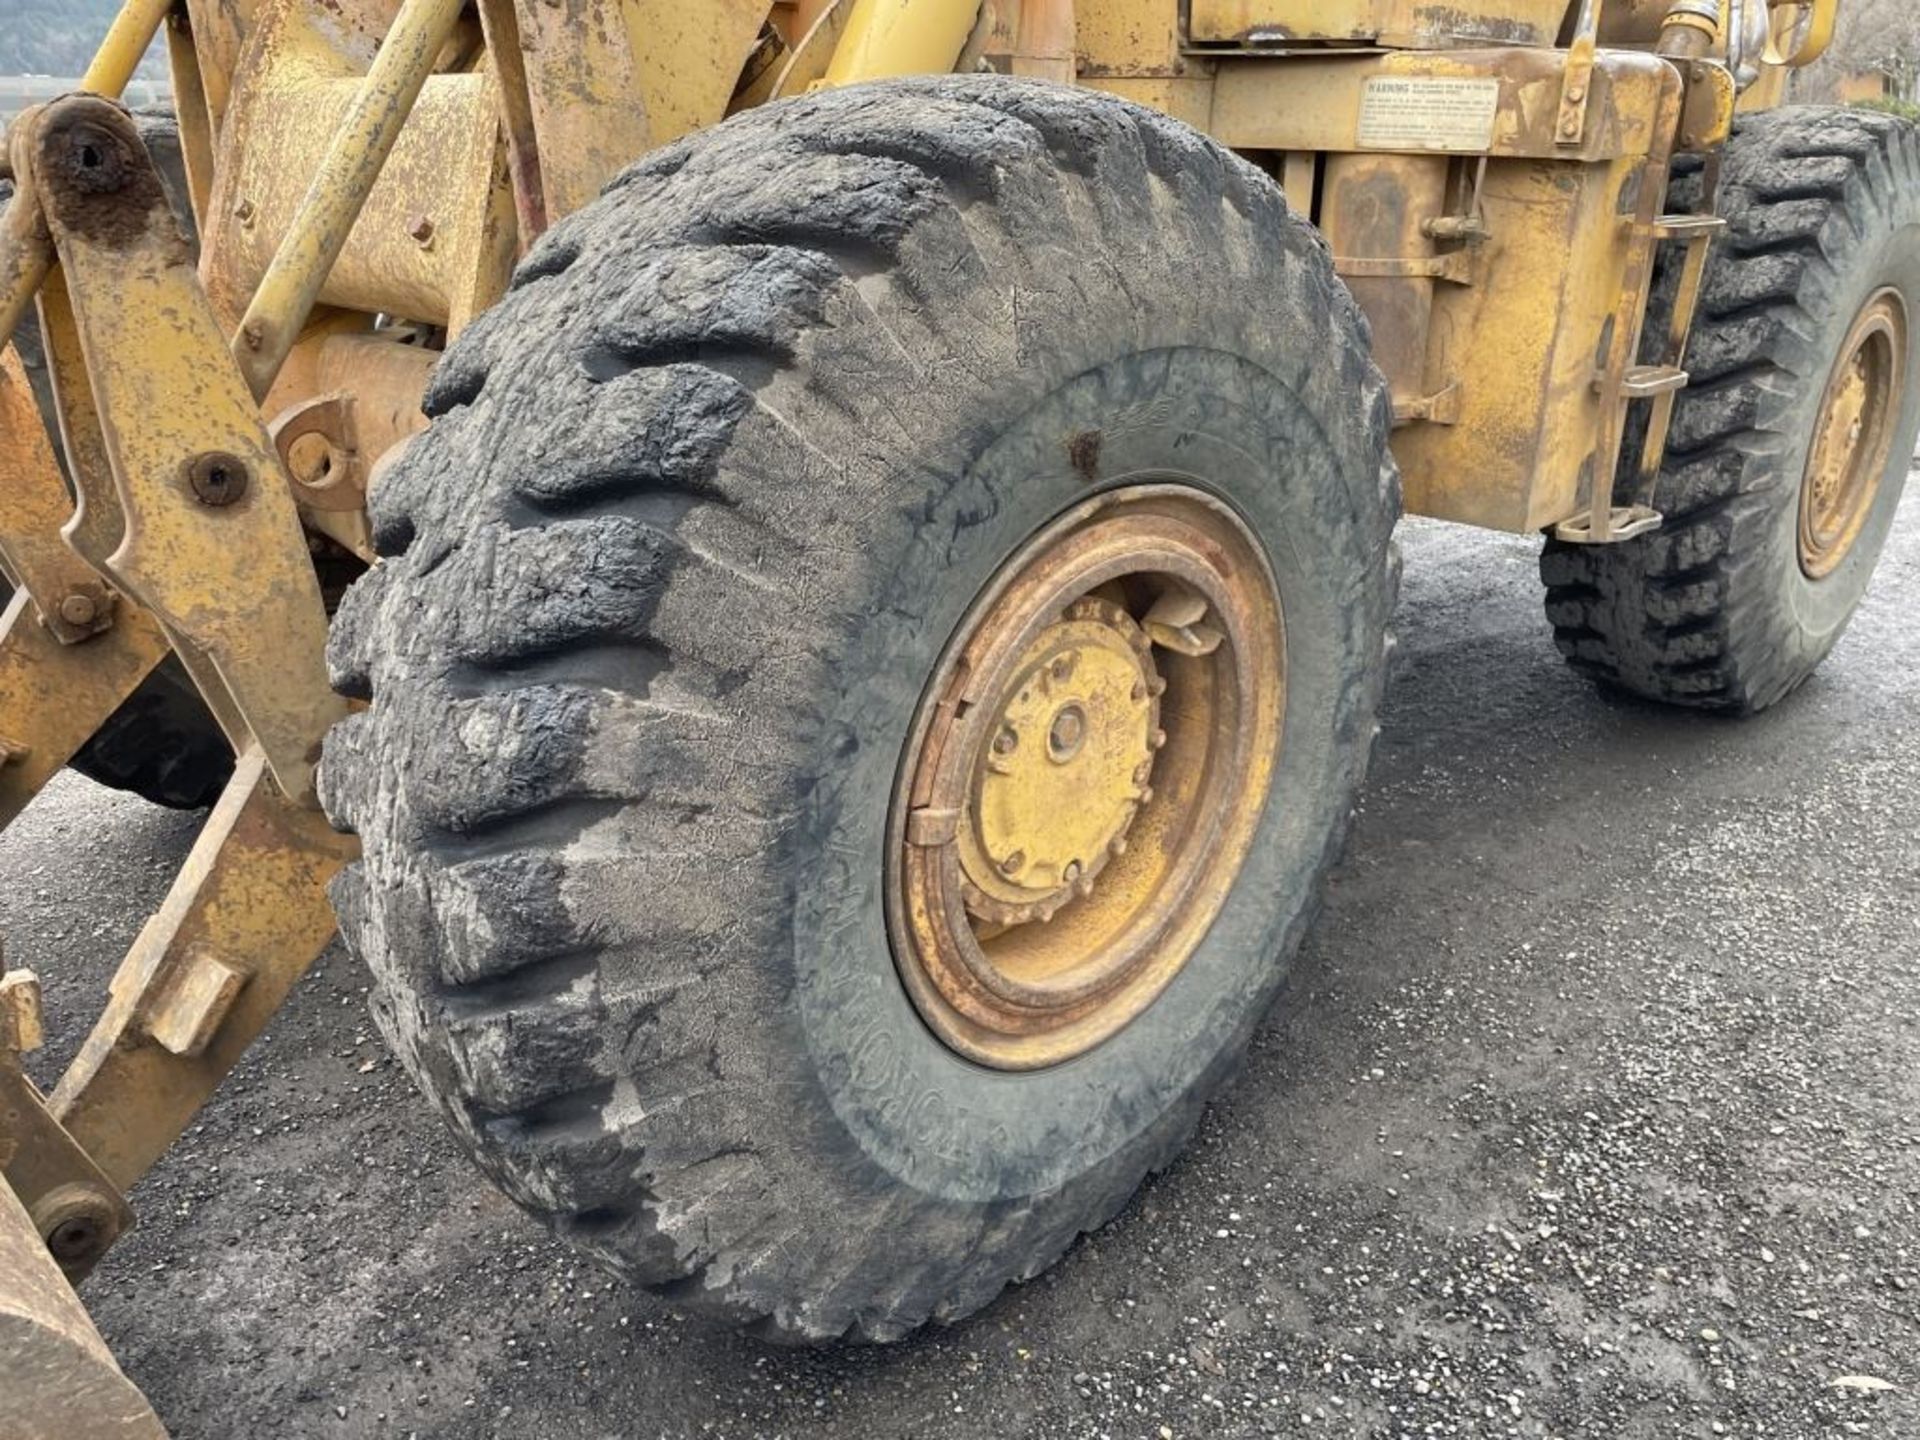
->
[{"left": 3, "top": 499, "right": 1915, "bottom": 1439}]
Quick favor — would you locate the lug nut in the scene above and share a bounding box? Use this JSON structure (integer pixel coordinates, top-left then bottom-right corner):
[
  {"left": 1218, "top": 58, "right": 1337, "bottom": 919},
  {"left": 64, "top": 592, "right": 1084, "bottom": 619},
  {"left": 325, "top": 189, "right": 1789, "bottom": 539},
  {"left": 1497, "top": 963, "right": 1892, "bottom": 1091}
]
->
[
  {"left": 992, "top": 727, "right": 1018, "bottom": 756},
  {"left": 999, "top": 850, "right": 1025, "bottom": 876}
]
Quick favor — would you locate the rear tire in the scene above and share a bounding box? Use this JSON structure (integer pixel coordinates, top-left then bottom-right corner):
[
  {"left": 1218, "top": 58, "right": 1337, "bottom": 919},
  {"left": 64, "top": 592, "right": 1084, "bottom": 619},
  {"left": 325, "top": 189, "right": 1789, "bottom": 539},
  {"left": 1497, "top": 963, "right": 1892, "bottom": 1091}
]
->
[
  {"left": 321, "top": 78, "right": 1398, "bottom": 1341},
  {"left": 1541, "top": 107, "right": 1920, "bottom": 712}
]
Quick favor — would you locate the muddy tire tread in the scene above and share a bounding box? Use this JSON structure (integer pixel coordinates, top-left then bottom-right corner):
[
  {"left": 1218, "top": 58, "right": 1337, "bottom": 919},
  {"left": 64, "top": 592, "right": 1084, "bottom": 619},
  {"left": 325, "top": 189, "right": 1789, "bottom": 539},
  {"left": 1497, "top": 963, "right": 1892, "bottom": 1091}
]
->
[
  {"left": 322, "top": 78, "right": 1397, "bottom": 1342},
  {"left": 1540, "top": 108, "right": 1920, "bottom": 711}
]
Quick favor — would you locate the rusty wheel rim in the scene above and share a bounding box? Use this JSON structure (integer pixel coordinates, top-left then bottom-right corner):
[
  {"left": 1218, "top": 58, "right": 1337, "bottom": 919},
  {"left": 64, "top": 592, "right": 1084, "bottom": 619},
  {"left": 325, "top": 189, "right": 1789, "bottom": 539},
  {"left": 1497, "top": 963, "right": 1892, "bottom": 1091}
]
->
[
  {"left": 887, "top": 485, "right": 1286, "bottom": 1070},
  {"left": 1800, "top": 288, "right": 1908, "bottom": 580}
]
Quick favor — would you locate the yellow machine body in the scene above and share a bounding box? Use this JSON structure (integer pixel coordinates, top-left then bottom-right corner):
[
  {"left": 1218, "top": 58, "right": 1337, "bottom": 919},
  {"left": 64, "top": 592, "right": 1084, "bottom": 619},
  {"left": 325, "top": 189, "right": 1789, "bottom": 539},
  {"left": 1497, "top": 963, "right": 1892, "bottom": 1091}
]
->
[{"left": 0, "top": 0, "right": 1845, "bottom": 1430}]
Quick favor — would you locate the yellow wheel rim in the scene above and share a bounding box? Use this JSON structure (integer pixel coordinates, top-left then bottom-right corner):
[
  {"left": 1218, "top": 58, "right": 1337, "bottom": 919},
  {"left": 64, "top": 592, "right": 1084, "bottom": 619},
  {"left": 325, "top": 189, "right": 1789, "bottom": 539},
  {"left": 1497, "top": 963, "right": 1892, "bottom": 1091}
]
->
[
  {"left": 887, "top": 485, "right": 1285, "bottom": 1070},
  {"left": 1800, "top": 288, "right": 1908, "bottom": 580}
]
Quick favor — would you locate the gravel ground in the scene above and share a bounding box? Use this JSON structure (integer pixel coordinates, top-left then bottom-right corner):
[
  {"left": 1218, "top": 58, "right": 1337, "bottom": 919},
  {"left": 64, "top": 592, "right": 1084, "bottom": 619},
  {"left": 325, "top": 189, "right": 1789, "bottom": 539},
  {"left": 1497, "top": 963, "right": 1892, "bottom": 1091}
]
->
[{"left": 5, "top": 498, "right": 1917, "bottom": 1440}]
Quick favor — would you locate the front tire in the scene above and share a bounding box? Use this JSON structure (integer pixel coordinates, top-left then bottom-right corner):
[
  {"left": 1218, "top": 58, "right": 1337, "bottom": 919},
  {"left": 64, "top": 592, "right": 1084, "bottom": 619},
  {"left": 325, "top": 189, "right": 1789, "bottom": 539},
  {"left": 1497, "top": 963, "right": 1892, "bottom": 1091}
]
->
[
  {"left": 1542, "top": 108, "right": 1920, "bottom": 712},
  {"left": 321, "top": 78, "right": 1398, "bottom": 1341}
]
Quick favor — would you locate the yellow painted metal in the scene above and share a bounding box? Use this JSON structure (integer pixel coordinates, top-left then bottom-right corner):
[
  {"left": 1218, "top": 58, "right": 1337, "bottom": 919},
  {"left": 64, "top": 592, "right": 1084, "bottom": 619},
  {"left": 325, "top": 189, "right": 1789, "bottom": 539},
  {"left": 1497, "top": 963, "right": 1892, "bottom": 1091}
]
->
[
  {"left": 1800, "top": 288, "right": 1907, "bottom": 580},
  {"left": 25, "top": 95, "right": 345, "bottom": 804},
  {"left": 958, "top": 601, "right": 1161, "bottom": 918},
  {"left": 0, "top": 345, "right": 174, "bottom": 826},
  {"left": 0, "top": 130, "right": 55, "bottom": 352},
  {"left": 1764, "top": 0, "right": 1838, "bottom": 68},
  {"left": 822, "top": 0, "right": 983, "bottom": 86},
  {"left": 2, "top": 1000, "right": 136, "bottom": 1285},
  {"left": 79, "top": 0, "right": 175, "bottom": 99},
  {"left": 891, "top": 487, "right": 1284, "bottom": 1070},
  {"left": 743, "top": 0, "right": 858, "bottom": 103},
  {"left": 1207, "top": 47, "right": 1671, "bottom": 161},
  {"left": 49, "top": 747, "right": 355, "bottom": 1190},
  {"left": 1319, "top": 151, "right": 1453, "bottom": 416},
  {"left": 0, "top": 591, "right": 172, "bottom": 829},
  {"left": 474, "top": 0, "right": 547, "bottom": 243},
  {"left": 506, "top": 0, "right": 769, "bottom": 225},
  {"left": 1075, "top": 0, "right": 1184, "bottom": 74},
  {"left": 0, "top": 1177, "right": 166, "bottom": 1440},
  {"left": 0, "top": 349, "right": 111, "bottom": 644},
  {"left": 0, "top": 0, "right": 1900, "bottom": 1419},
  {"left": 1009, "top": 0, "right": 1077, "bottom": 82},
  {"left": 1188, "top": 0, "right": 1568, "bottom": 46},
  {"left": 226, "top": 0, "right": 465, "bottom": 399},
  {"left": 208, "top": 69, "right": 514, "bottom": 337},
  {"left": 1204, "top": 44, "right": 1695, "bottom": 532},
  {"left": 624, "top": 1, "right": 774, "bottom": 144},
  {"left": 164, "top": 11, "right": 216, "bottom": 229},
  {"left": 504, "top": 0, "right": 653, "bottom": 223}
]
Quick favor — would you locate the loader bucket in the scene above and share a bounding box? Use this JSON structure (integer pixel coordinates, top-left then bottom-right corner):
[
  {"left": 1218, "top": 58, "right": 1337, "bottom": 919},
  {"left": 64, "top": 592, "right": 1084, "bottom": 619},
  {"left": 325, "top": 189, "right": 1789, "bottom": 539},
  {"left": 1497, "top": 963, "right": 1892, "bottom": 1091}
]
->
[{"left": 0, "top": 1176, "right": 166, "bottom": 1439}]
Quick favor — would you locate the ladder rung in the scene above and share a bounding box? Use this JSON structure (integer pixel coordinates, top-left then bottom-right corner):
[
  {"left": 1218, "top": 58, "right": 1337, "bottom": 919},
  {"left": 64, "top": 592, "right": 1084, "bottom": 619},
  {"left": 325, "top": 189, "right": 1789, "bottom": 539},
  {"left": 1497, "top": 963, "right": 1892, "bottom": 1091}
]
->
[
  {"left": 1619, "top": 364, "right": 1689, "bottom": 399},
  {"left": 1652, "top": 214, "right": 1727, "bottom": 241}
]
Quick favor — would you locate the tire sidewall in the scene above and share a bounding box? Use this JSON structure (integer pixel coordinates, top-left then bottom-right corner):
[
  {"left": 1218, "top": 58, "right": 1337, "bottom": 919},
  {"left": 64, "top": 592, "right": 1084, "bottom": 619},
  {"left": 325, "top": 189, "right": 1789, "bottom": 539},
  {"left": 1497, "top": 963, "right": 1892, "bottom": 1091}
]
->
[
  {"left": 790, "top": 344, "right": 1383, "bottom": 1205},
  {"left": 1766, "top": 187, "right": 1920, "bottom": 657}
]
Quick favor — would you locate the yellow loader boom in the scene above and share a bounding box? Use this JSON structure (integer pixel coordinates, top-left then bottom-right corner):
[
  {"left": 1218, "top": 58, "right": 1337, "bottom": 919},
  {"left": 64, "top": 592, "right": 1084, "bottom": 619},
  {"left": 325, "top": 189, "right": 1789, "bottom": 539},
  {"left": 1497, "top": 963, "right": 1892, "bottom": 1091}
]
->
[{"left": 2, "top": 0, "right": 1897, "bottom": 1431}]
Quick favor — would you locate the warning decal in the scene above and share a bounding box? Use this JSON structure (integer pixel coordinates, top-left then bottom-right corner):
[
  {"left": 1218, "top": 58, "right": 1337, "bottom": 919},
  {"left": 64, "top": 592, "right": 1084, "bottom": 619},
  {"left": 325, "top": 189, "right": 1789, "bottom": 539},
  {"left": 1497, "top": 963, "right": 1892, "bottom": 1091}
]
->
[{"left": 1357, "top": 77, "right": 1502, "bottom": 153}]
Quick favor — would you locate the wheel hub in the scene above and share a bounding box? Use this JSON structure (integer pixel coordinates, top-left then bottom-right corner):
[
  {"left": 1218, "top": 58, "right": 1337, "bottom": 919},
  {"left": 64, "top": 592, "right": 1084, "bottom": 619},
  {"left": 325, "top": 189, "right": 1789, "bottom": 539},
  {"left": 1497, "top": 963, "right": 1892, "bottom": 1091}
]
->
[
  {"left": 1801, "top": 288, "right": 1907, "bottom": 580},
  {"left": 958, "top": 600, "right": 1162, "bottom": 927},
  {"left": 888, "top": 486, "right": 1286, "bottom": 1071}
]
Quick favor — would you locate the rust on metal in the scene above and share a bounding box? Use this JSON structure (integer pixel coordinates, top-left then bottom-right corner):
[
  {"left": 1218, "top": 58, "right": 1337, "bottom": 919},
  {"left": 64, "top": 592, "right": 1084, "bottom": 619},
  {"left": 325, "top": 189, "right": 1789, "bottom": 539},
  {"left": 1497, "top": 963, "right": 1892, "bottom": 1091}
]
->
[
  {"left": 25, "top": 93, "right": 347, "bottom": 804},
  {"left": 889, "top": 486, "right": 1285, "bottom": 1069},
  {"left": 1800, "top": 288, "right": 1907, "bottom": 580}
]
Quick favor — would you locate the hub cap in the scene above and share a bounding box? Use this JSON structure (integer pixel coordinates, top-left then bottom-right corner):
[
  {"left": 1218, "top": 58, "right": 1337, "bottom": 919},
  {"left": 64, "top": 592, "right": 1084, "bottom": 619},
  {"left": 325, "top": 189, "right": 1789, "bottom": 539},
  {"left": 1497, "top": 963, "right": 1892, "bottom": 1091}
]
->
[
  {"left": 1801, "top": 288, "right": 1908, "bottom": 580},
  {"left": 888, "top": 486, "right": 1285, "bottom": 1070}
]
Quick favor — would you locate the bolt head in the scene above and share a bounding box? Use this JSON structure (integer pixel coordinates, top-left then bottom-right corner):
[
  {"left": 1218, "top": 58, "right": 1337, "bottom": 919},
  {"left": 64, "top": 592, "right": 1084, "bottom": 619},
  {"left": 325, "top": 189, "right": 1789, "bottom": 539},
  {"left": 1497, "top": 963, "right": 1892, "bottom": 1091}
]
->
[
  {"left": 58, "top": 593, "right": 97, "bottom": 628},
  {"left": 409, "top": 214, "right": 436, "bottom": 245},
  {"left": 185, "top": 452, "right": 251, "bottom": 507},
  {"left": 46, "top": 1214, "right": 103, "bottom": 1263}
]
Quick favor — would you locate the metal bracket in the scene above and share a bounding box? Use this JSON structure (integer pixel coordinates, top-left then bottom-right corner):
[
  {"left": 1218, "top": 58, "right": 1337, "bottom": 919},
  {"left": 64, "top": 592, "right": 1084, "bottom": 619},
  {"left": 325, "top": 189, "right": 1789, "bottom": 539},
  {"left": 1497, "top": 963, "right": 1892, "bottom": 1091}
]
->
[
  {"left": 1393, "top": 381, "right": 1463, "bottom": 426},
  {"left": 1556, "top": 0, "right": 1601, "bottom": 148},
  {"left": 1335, "top": 251, "right": 1475, "bottom": 285},
  {"left": 1, "top": 967, "right": 134, "bottom": 1285},
  {"left": 19, "top": 94, "right": 347, "bottom": 805},
  {"left": 1553, "top": 503, "right": 1663, "bottom": 544},
  {"left": 49, "top": 747, "right": 356, "bottom": 1192}
]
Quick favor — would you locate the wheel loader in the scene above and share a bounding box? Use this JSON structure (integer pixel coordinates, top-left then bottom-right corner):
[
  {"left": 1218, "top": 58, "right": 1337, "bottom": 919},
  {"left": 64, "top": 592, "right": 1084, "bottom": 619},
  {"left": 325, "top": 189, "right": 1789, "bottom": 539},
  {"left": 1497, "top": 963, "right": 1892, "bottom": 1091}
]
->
[{"left": 0, "top": 0, "right": 1907, "bottom": 1430}]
